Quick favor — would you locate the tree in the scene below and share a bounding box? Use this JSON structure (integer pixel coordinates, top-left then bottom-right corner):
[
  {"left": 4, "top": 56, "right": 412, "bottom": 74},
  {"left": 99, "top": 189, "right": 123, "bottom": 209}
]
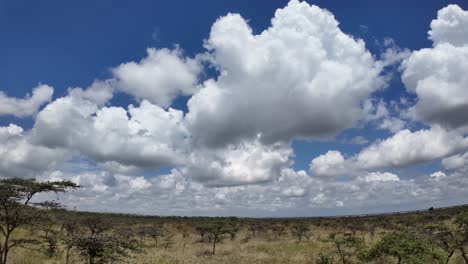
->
[
  {"left": 455, "top": 212, "right": 468, "bottom": 263},
  {"left": 0, "top": 178, "right": 77, "bottom": 264},
  {"left": 423, "top": 224, "right": 459, "bottom": 264},
  {"left": 197, "top": 221, "right": 232, "bottom": 255},
  {"left": 161, "top": 231, "right": 175, "bottom": 257},
  {"left": 326, "top": 233, "right": 366, "bottom": 264},
  {"left": 61, "top": 219, "right": 84, "bottom": 264},
  {"left": 271, "top": 224, "right": 286, "bottom": 240},
  {"left": 291, "top": 223, "right": 310, "bottom": 242},
  {"left": 74, "top": 217, "right": 140, "bottom": 264},
  {"left": 366, "top": 231, "right": 444, "bottom": 264}
]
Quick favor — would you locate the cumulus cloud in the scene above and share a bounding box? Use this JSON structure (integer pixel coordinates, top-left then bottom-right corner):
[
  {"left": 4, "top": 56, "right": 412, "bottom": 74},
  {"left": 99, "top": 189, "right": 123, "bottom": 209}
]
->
[
  {"left": 311, "top": 126, "right": 468, "bottom": 177},
  {"left": 310, "top": 150, "right": 347, "bottom": 177},
  {"left": 358, "top": 171, "right": 400, "bottom": 182},
  {"left": 0, "top": 124, "right": 66, "bottom": 178},
  {"left": 429, "top": 5, "right": 468, "bottom": 47},
  {"left": 4, "top": 2, "right": 468, "bottom": 216},
  {"left": 186, "top": 138, "right": 293, "bottom": 186},
  {"left": 68, "top": 80, "right": 115, "bottom": 106},
  {"left": 32, "top": 95, "right": 189, "bottom": 170},
  {"left": 186, "top": 0, "right": 385, "bottom": 147},
  {"left": 402, "top": 4, "right": 468, "bottom": 128},
  {"left": 112, "top": 48, "right": 202, "bottom": 107},
  {"left": 0, "top": 84, "right": 54, "bottom": 117},
  {"left": 442, "top": 151, "right": 468, "bottom": 171}
]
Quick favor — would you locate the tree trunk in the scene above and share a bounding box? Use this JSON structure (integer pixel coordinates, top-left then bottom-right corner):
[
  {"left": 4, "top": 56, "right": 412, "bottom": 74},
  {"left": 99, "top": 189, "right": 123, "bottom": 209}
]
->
[
  {"left": 460, "top": 246, "right": 468, "bottom": 264},
  {"left": 446, "top": 249, "right": 455, "bottom": 264},
  {"left": 66, "top": 247, "right": 71, "bottom": 264},
  {"left": 212, "top": 238, "right": 216, "bottom": 255}
]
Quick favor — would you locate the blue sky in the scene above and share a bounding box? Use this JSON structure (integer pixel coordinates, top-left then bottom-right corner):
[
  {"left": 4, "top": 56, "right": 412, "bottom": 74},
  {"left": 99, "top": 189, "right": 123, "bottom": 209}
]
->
[{"left": 1, "top": 0, "right": 468, "bottom": 216}]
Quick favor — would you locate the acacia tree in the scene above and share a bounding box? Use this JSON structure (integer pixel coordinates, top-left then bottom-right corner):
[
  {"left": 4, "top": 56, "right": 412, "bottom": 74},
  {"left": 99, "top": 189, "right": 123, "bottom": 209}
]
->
[
  {"left": 423, "top": 224, "right": 459, "bottom": 264},
  {"left": 74, "top": 217, "right": 140, "bottom": 264},
  {"left": 291, "top": 223, "right": 310, "bottom": 242},
  {"left": 0, "top": 177, "right": 78, "bottom": 264},
  {"left": 61, "top": 219, "right": 85, "bottom": 264},
  {"left": 197, "top": 221, "right": 233, "bottom": 255},
  {"left": 366, "top": 231, "right": 444, "bottom": 264},
  {"left": 326, "top": 233, "right": 366, "bottom": 264},
  {"left": 271, "top": 224, "right": 286, "bottom": 240}
]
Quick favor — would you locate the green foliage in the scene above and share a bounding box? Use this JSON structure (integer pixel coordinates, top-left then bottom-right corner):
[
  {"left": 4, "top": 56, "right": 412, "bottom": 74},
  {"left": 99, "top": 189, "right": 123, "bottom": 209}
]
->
[
  {"left": 316, "top": 253, "right": 334, "bottom": 264},
  {"left": 366, "top": 231, "right": 445, "bottom": 264},
  {"left": 326, "top": 233, "right": 366, "bottom": 264},
  {"left": 74, "top": 218, "right": 140, "bottom": 264},
  {"left": 0, "top": 177, "right": 78, "bottom": 264}
]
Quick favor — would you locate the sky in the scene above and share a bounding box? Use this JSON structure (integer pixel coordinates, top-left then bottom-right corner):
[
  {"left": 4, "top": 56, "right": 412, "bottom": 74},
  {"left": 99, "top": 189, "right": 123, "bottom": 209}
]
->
[{"left": 1, "top": 0, "right": 468, "bottom": 217}]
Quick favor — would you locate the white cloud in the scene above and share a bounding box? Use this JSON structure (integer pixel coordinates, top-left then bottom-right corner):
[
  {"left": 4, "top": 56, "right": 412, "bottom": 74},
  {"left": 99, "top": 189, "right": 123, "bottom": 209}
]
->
[
  {"left": 68, "top": 80, "right": 115, "bottom": 106},
  {"left": 0, "top": 84, "right": 53, "bottom": 117},
  {"left": 356, "top": 126, "right": 468, "bottom": 169},
  {"left": 402, "top": 4, "right": 468, "bottom": 128},
  {"left": 112, "top": 48, "right": 202, "bottom": 108},
  {"left": 310, "top": 150, "right": 347, "bottom": 177},
  {"left": 186, "top": 0, "right": 385, "bottom": 147},
  {"left": 429, "top": 4, "right": 468, "bottom": 47},
  {"left": 311, "top": 126, "right": 468, "bottom": 177},
  {"left": 358, "top": 171, "right": 400, "bottom": 182},
  {"left": 430, "top": 171, "right": 446, "bottom": 179},
  {"left": 0, "top": 124, "right": 23, "bottom": 141},
  {"left": 32, "top": 95, "right": 189, "bottom": 170},
  {"left": 186, "top": 138, "right": 293, "bottom": 186},
  {"left": 442, "top": 151, "right": 468, "bottom": 171},
  {"left": 0, "top": 124, "right": 66, "bottom": 178}
]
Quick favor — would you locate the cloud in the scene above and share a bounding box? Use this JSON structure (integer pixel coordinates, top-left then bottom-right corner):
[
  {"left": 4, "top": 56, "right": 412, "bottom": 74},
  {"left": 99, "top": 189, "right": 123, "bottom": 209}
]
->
[
  {"left": 185, "top": 138, "right": 293, "bottom": 186},
  {"left": 356, "top": 126, "right": 468, "bottom": 169},
  {"left": 311, "top": 126, "right": 468, "bottom": 177},
  {"left": 32, "top": 95, "right": 189, "bottom": 170},
  {"left": 402, "top": 4, "right": 468, "bottom": 128},
  {"left": 186, "top": 0, "right": 385, "bottom": 147},
  {"left": 0, "top": 124, "right": 66, "bottom": 178},
  {"left": 68, "top": 80, "right": 115, "bottom": 106},
  {"left": 430, "top": 171, "right": 446, "bottom": 180},
  {"left": 0, "top": 84, "right": 54, "bottom": 117},
  {"left": 310, "top": 150, "right": 346, "bottom": 177},
  {"left": 442, "top": 151, "right": 468, "bottom": 171},
  {"left": 357, "top": 171, "right": 400, "bottom": 182},
  {"left": 112, "top": 48, "right": 202, "bottom": 107},
  {"left": 429, "top": 5, "right": 468, "bottom": 47}
]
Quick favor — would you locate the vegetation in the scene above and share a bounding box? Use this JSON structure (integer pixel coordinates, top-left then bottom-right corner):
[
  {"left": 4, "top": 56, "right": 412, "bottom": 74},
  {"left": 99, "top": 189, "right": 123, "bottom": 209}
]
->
[{"left": 2, "top": 178, "right": 468, "bottom": 263}]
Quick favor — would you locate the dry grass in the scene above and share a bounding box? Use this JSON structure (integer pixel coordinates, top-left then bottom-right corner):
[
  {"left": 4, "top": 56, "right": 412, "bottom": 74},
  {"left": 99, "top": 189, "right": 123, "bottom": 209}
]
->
[{"left": 6, "top": 224, "right": 468, "bottom": 264}]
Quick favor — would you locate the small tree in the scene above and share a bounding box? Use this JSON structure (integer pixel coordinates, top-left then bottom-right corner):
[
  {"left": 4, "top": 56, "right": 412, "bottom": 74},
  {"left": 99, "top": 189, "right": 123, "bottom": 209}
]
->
[
  {"left": 161, "top": 231, "right": 175, "bottom": 257},
  {"left": 291, "top": 223, "right": 310, "bottom": 242},
  {"left": 366, "top": 231, "right": 444, "bottom": 264},
  {"left": 74, "top": 218, "right": 140, "bottom": 264},
  {"left": 271, "top": 224, "right": 286, "bottom": 240},
  {"left": 423, "top": 224, "right": 459, "bottom": 264},
  {"left": 326, "top": 233, "right": 366, "bottom": 264},
  {"left": 0, "top": 178, "right": 77, "bottom": 264},
  {"left": 197, "top": 221, "right": 232, "bottom": 255},
  {"left": 61, "top": 219, "right": 84, "bottom": 264}
]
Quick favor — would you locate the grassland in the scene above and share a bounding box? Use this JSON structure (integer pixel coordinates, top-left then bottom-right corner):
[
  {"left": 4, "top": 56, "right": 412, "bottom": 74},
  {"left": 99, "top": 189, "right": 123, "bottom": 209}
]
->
[{"left": 5, "top": 205, "right": 468, "bottom": 264}]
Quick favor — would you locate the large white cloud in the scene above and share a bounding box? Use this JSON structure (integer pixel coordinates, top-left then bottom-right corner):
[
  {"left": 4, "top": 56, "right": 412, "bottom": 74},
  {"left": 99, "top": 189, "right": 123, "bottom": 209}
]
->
[
  {"left": 32, "top": 95, "right": 189, "bottom": 169},
  {"left": 185, "top": 138, "right": 293, "bottom": 186},
  {"left": 402, "top": 4, "right": 468, "bottom": 128},
  {"left": 112, "top": 48, "right": 202, "bottom": 108},
  {"left": 311, "top": 126, "right": 468, "bottom": 177},
  {"left": 0, "top": 124, "right": 66, "bottom": 178},
  {"left": 186, "top": 0, "right": 385, "bottom": 147},
  {"left": 429, "top": 4, "right": 468, "bottom": 47},
  {"left": 0, "top": 84, "right": 54, "bottom": 117}
]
